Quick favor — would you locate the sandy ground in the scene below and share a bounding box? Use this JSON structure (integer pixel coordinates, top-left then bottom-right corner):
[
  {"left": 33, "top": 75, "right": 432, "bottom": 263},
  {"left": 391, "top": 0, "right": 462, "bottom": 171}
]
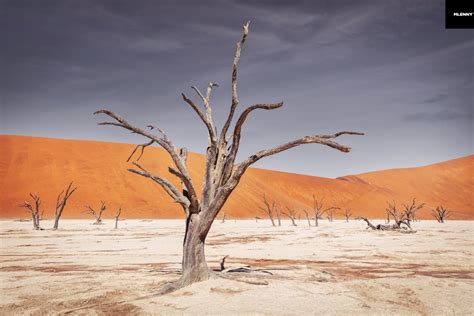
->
[{"left": 0, "top": 219, "right": 473, "bottom": 315}]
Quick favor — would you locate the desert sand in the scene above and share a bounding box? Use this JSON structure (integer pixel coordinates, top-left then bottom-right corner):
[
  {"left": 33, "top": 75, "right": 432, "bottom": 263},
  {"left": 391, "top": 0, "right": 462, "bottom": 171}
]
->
[
  {"left": 1, "top": 135, "right": 473, "bottom": 219},
  {"left": 1, "top": 219, "right": 473, "bottom": 315}
]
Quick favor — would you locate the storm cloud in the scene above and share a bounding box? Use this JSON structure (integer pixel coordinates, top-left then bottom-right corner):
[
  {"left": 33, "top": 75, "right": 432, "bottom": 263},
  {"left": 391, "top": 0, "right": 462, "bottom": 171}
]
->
[{"left": 1, "top": 0, "right": 472, "bottom": 177}]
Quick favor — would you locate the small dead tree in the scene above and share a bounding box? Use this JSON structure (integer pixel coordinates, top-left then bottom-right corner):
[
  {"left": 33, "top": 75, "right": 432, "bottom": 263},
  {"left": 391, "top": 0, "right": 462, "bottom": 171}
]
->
[
  {"left": 283, "top": 207, "right": 298, "bottom": 226},
  {"left": 259, "top": 194, "right": 277, "bottom": 226},
  {"left": 402, "top": 198, "right": 425, "bottom": 222},
  {"left": 326, "top": 206, "right": 339, "bottom": 222},
  {"left": 114, "top": 206, "right": 122, "bottom": 229},
  {"left": 275, "top": 204, "right": 282, "bottom": 226},
  {"left": 312, "top": 195, "right": 325, "bottom": 227},
  {"left": 21, "top": 194, "right": 41, "bottom": 230},
  {"left": 85, "top": 201, "right": 106, "bottom": 225},
  {"left": 432, "top": 206, "right": 450, "bottom": 223},
  {"left": 386, "top": 201, "right": 412, "bottom": 230},
  {"left": 53, "top": 182, "right": 77, "bottom": 230},
  {"left": 220, "top": 212, "right": 226, "bottom": 223},
  {"left": 302, "top": 209, "right": 312, "bottom": 226},
  {"left": 94, "top": 21, "right": 362, "bottom": 290},
  {"left": 343, "top": 208, "right": 352, "bottom": 222}
]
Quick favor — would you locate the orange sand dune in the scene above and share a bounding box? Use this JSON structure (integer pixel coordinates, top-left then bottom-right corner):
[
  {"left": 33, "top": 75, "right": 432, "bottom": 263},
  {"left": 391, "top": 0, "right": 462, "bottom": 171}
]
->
[{"left": 0, "top": 135, "right": 472, "bottom": 219}]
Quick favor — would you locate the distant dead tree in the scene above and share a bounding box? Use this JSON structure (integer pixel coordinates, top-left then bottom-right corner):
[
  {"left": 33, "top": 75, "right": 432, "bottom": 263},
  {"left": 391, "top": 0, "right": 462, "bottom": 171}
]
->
[
  {"left": 326, "top": 207, "right": 339, "bottom": 222},
  {"left": 21, "top": 194, "right": 42, "bottom": 230},
  {"left": 358, "top": 200, "right": 416, "bottom": 232},
  {"left": 402, "top": 198, "right": 425, "bottom": 222},
  {"left": 385, "top": 208, "right": 391, "bottom": 223},
  {"left": 358, "top": 216, "right": 414, "bottom": 233},
  {"left": 275, "top": 204, "right": 282, "bottom": 226},
  {"left": 259, "top": 194, "right": 277, "bottom": 226},
  {"left": 432, "top": 206, "right": 450, "bottom": 223},
  {"left": 386, "top": 201, "right": 412, "bottom": 230},
  {"left": 94, "top": 21, "right": 363, "bottom": 290},
  {"left": 312, "top": 195, "right": 326, "bottom": 227},
  {"left": 220, "top": 212, "right": 226, "bottom": 223},
  {"left": 343, "top": 208, "right": 352, "bottom": 222},
  {"left": 114, "top": 206, "right": 122, "bottom": 229},
  {"left": 85, "top": 201, "right": 106, "bottom": 225},
  {"left": 283, "top": 207, "right": 298, "bottom": 226},
  {"left": 53, "top": 182, "right": 77, "bottom": 230},
  {"left": 302, "top": 209, "right": 312, "bottom": 226}
]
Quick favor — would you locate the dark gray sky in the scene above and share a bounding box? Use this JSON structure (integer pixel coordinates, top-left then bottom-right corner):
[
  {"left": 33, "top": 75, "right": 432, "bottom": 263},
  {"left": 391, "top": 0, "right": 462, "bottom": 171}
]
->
[{"left": 1, "top": 0, "right": 473, "bottom": 177}]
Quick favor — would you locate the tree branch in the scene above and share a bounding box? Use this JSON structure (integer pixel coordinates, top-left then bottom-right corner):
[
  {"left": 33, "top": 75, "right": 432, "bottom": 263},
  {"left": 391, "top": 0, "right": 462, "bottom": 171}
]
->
[
  {"left": 231, "top": 131, "right": 364, "bottom": 183},
  {"left": 181, "top": 93, "right": 216, "bottom": 143},
  {"left": 127, "top": 140, "right": 155, "bottom": 162},
  {"left": 219, "top": 21, "right": 250, "bottom": 145},
  {"left": 94, "top": 110, "right": 199, "bottom": 208},
  {"left": 221, "top": 102, "right": 283, "bottom": 183},
  {"left": 128, "top": 162, "right": 190, "bottom": 209}
]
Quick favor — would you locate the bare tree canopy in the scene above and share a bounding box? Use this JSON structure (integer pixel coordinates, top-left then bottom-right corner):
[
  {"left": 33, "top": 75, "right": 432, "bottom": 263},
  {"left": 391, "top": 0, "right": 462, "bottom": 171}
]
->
[
  {"left": 53, "top": 182, "right": 77, "bottom": 230},
  {"left": 432, "top": 206, "right": 450, "bottom": 223},
  {"left": 343, "top": 208, "right": 352, "bottom": 222},
  {"left": 94, "top": 21, "right": 363, "bottom": 291},
  {"left": 85, "top": 201, "right": 107, "bottom": 225},
  {"left": 402, "top": 198, "right": 425, "bottom": 222},
  {"left": 21, "top": 193, "right": 42, "bottom": 230},
  {"left": 312, "top": 195, "right": 325, "bottom": 227},
  {"left": 282, "top": 207, "right": 298, "bottom": 226},
  {"left": 386, "top": 201, "right": 413, "bottom": 230},
  {"left": 259, "top": 194, "right": 278, "bottom": 226},
  {"left": 326, "top": 206, "right": 339, "bottom": 222}
]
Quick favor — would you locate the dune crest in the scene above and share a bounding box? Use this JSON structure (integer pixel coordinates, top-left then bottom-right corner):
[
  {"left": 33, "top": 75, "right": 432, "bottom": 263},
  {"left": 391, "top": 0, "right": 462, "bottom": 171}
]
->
[{"left": 1, "top": 135, "right": 472, "bottom": 219}]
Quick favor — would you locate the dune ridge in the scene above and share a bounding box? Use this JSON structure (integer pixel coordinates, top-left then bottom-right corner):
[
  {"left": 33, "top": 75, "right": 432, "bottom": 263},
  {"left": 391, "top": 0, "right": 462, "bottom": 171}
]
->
[{"left": 1, "top": 135, "right": 472, "bottom": 219}]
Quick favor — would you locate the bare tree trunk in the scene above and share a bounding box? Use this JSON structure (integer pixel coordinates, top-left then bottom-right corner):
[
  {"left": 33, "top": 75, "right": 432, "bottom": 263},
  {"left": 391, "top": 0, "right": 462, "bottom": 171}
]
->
[
  {"left": 53, "top": 182, "right": 77, "bottom": 230},
  {"left": 276, "top": 208, "right": 281, "bottom": 226},
  {"left": 315, "top": 216, "right": 319, "bottom": 227},
  {"left": 180, "top": 213, "right": 211, "bottom": 285},
  {"left": 302, "top": 210, "right": 311, "bottom": 226},
  {"left": 53, "top": 216, "right": 60, "bottom": 230}
]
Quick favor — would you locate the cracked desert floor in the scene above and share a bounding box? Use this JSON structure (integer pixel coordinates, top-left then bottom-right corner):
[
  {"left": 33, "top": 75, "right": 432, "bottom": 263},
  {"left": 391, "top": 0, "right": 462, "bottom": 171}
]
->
[{"left": 1, "top": 219, "right": 473, "bottom": 315}]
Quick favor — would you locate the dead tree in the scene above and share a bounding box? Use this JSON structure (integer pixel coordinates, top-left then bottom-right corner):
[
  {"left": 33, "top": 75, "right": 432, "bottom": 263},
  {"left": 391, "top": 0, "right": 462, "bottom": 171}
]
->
[
  {"left": 275, "top": 203, "right": 282, "bottom": 226},
  {"left": 21, "top": 194, "right": 42, "bottom": 230},
  {"left": 402, "top": 198, "right": 425, "bottom": 222},
  {"left": 386, "top": 201, "right": 412, "bottom": 230},
  {"left": 283, "top": 207, "right": 298, "bottom": 226},
  {"left": 94, "top": 21, "right": 363, "bottom": 290},
  {"left": 312, "top": 195, "right": 325, "bottom": 227},
  {"left": 432, "top": 206, "right": 450, "bottom": 223},
  {"left": 220, "top": 212, "right": 226, "bottom": 223},
  {"left": 85, "top": 201, "right": 106, "bottom": 225},
  {"left": 259, "top": 194, "right": 277, "bottom": 226},
  {"left": 326, "top": 207, "right": 339, "bottom": 222},
  {"left": 302, "top": 209, "right": 312, "bottom": 226},
  {"left": 53, "top": 182, "right": 77, "bottom": 230},
  {"left": 343, "top": 208, "right": 352, "bottom": 222},
  {"left": 385, "top": 209, "right": 390, "bottom": 223},
  {"left": 114, "top": 206, "right": 122, "bottom": 229},
  {"left": 358, "top": 216, "right": 414, "bottom": 232}
]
